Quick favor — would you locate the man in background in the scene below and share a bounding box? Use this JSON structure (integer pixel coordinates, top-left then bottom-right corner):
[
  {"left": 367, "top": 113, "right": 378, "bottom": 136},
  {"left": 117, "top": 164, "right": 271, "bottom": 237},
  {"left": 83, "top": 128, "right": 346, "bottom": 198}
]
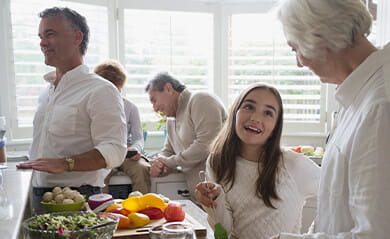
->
[
  {"left": 146, "top": 72, "right": 227, "bottom": 200},
  {"left": 17, "top": 7, "right": 127, "bottom": 213}
]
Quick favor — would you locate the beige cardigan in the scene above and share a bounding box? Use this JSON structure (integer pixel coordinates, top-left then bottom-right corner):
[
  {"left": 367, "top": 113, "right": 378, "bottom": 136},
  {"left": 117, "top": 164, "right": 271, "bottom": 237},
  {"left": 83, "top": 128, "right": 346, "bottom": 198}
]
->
[{"left": 161, "top": 89, "right": 227, "bottom": 199}]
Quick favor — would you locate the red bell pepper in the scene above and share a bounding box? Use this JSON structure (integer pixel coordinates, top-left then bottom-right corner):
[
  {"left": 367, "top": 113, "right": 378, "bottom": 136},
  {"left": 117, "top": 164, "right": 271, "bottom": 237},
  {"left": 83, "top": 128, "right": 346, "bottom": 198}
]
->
[{"left": 138, "top": 207, "right": 164, "bottom": 220}]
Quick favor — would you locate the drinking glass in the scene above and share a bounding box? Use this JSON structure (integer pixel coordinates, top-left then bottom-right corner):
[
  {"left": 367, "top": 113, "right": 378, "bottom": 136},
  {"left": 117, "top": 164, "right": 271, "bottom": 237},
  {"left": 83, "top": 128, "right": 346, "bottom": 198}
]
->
[
  {"left": 149, "top": 225, "right": 163, "bottom": 239},
  {"left": 161, "top": 222, "right": 196, "bottom": 239},
  {"left": 0, "top": 116, "right": 7, "bottom": 163}
]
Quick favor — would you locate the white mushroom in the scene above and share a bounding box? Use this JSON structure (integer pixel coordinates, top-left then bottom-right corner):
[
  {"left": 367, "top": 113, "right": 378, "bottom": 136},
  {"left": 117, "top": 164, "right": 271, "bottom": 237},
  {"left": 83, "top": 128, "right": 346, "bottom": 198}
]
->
[
  {"left": 64, "top": 190, "right": 76, "bottom": 199},
  {"left": 128, "top": 191, "right": 143, "bottom": 198},
  {"left": 54, "top": 193, "right": 65, "bottom": 204},
  {"left": 63, "top": 198, "right": 74, "bottom": 204},
  {"left": 74, "top": 194, "right": 85, "bottom": 203},
  {"left": 42, "top": 192, "right": 54, "bottom": 202},
  {"left": 52, "top": 186, "right": 62, "bottom": 194}
]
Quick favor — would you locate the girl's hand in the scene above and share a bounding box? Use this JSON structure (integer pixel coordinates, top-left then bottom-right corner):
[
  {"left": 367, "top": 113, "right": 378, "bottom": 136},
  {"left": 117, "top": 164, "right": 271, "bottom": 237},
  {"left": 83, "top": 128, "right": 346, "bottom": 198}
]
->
[{"left": 195, "top": 182, "right": 221, "bottom": 208}]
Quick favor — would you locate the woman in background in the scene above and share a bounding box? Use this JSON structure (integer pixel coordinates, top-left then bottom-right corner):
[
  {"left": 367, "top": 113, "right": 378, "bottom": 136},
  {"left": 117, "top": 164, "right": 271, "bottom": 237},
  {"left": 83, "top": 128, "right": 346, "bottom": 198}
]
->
[
  {"left": 94, "top": 60, "right": 150, "bottom": 194},
  {"left": 195, "top": 83, "right": 320, "bottom": 239}
]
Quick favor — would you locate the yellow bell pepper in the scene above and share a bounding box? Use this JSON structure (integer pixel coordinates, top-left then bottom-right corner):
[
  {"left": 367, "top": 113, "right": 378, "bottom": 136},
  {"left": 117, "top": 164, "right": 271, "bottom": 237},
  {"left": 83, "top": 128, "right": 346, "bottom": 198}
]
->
[
  {"left": 122, "top": 196, "right": 143, "bottom": 212},
  {"left": 122, "top": 193, "right": 168, "bottom": 212},
  {"left": 128, "top": 212, "right": 150, "bottom": 227},
  {"left": 141, "top": 193, "right": 168, "bottom": 210}
]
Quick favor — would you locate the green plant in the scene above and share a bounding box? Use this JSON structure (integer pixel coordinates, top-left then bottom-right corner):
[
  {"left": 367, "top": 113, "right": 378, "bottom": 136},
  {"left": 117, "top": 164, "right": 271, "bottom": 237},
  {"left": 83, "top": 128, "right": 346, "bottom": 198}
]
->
[
  {"left": 154, "top": 111, "right": 167, "bottom": 130},
  {"left": 141, "top": 122, "right": 147, "bottom": 132}
]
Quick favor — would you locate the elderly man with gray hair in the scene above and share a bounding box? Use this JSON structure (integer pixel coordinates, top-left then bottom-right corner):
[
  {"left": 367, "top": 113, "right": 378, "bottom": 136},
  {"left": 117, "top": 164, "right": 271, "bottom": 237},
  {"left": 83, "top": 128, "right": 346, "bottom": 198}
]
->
[
  {"left": 17, "top": 7, "right": 127, "bottom": 214},
  {"left": 146, "top": 72, "right": 227, "bottom": 201}
]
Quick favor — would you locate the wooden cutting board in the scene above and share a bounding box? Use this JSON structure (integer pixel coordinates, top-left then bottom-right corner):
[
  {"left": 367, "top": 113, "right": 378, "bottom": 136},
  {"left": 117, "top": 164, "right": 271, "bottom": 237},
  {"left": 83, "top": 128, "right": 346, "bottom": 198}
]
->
[{"left": 113, "top": 213, "right": 207, "bottom": 238}]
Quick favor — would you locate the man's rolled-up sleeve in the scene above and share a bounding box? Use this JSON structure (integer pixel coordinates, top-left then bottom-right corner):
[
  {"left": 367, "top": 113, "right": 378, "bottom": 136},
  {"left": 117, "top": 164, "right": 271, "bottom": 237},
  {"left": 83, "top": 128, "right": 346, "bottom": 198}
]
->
[{"left": 88, "top": 84, "right": 127, "bottom": 169}]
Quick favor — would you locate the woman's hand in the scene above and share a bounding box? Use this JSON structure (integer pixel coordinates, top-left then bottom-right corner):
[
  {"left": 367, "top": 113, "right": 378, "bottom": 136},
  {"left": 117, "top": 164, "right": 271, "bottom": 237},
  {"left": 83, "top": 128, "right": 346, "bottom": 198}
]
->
[{"left": 195, "top": 182, "right": 221, "bottom": 208}]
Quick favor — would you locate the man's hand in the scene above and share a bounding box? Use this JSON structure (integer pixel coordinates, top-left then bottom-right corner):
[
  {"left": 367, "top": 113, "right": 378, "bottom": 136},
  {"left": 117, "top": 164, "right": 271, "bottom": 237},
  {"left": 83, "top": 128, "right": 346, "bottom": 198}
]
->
[
  {"left": 269, "top": 234, "right": 280, "bottom": 239},
  {"left": 150, "top": 157, "right": 168, "bottom": 177},
  {"left": 16, "top": 158, "right": 68, "bottom": 173}
]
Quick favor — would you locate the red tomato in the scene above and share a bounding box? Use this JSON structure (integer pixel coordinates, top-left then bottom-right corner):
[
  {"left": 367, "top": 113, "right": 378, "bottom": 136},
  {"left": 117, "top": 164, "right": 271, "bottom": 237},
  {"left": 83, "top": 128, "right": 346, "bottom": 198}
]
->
[
  {"left": 163, "top": 202, "right": 185, "bottom": 222},
  {"left": 138, "top": 207, "right": 164, "bottom": 219}
]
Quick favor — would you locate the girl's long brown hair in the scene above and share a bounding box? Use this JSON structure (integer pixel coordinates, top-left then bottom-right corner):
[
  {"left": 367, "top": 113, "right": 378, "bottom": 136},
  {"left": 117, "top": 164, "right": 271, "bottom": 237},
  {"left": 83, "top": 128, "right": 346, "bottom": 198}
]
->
[{"left": 210, "top": 83, "right": 284, "bottom": 208}]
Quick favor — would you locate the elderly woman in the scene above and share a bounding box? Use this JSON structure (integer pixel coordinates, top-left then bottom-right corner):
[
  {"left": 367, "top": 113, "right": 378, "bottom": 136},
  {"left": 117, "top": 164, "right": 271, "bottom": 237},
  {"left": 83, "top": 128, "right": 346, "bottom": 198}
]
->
[{"left": 272, "top": 0, "right": 390, "bottom": 238}]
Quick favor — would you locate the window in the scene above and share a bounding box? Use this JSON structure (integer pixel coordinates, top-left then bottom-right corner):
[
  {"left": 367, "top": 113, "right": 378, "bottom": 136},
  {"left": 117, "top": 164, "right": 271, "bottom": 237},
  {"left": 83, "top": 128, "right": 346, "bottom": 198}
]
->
[
  {"left": 2, "top": 0, "right": 389, "bottom": 142},
  {"left": 362, "top": 0, "right": 378, "bottom": 44},
  {"left": 121, "top": 9, "right": 213, "bottom": 127},
  {"left": 8, "top": 0, "right": 108, "bottom": 139},
  {"left": 228, "top": 13, "right": 325, "bottom": 133}
]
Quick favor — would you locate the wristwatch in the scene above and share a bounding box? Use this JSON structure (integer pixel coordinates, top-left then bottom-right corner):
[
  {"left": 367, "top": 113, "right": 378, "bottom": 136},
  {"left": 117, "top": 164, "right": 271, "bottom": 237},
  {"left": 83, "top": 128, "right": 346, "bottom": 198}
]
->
[{"left": 65, "top": 157, "right": 75, "bottom": 171}]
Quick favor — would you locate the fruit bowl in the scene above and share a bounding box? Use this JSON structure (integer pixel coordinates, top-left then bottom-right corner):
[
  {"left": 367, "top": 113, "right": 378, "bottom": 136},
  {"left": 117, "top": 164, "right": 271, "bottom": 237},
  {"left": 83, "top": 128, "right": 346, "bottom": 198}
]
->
[
  {"left": 22, "top": 211, "right": 118, "bottom": 239},
  {"left": 41, "top": 200, "right": 85, "bottom": 212}
]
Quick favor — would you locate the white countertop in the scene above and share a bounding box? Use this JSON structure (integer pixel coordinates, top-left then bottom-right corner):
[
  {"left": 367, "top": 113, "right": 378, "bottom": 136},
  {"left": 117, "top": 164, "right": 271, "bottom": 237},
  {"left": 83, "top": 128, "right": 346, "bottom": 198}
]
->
[{"left": 0, "top": 162, "right": 32, "bottom": 239}]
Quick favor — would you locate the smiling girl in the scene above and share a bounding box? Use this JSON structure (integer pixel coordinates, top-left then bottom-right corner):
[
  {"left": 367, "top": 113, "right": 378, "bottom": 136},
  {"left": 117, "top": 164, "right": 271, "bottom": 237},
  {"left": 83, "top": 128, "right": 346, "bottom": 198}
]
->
[{"left": 195, "top": 83, "right": 320, "bottom": 239}]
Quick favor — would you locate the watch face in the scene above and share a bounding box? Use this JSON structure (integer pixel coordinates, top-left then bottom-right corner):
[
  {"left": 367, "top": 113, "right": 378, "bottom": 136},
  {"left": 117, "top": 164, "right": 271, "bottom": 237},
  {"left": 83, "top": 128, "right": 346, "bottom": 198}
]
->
[{"left": 66, "top": 158, "right": 74, "bottom": 171}]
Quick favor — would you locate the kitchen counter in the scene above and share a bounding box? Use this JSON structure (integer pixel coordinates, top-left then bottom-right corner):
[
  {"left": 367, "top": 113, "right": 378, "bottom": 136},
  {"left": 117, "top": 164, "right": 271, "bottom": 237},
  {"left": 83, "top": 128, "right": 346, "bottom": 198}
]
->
[
  {"left": 0, "top": 162, "right": 33, "bottom": 239},
  {"left": 0, "top": 162, "right": 214, "bottom": 239}
]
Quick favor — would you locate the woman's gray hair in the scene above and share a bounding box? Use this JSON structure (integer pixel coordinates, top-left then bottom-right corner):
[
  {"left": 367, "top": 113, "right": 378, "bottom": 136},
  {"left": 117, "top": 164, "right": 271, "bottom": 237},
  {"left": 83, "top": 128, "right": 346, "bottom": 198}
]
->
[{"left": 278, "top": 0, "right": 372, "bottom": 59}]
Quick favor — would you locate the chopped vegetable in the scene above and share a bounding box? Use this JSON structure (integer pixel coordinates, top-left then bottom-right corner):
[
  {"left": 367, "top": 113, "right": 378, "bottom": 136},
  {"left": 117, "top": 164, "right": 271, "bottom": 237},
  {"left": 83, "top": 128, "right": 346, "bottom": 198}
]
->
[
  {"left": 291, "top": 146, "right": 324, "bottom": 157},
  {"left": 127, "top": 212, "right": 150, "bottom": 227},
  {"left": 122, "top": 193, "right": 167, "bottom": 212},
  {"left": 27, "top": 212, "right": 110, "bottom": 232},
  {"left": 88, "top": 193, "right": 113, "bottom": 210},
  {"left": 113, "top": 213, "right": 132, "bottom": 228},
  {"left": 138, "top": 207, "right": 164, "bottom": 219}
]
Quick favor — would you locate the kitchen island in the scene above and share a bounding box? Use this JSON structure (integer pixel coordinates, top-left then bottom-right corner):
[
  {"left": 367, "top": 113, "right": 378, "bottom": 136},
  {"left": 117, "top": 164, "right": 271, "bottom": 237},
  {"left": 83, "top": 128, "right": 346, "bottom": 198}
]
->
[{"left": 0, "top": 162, "right": 32, "bottom": 239}]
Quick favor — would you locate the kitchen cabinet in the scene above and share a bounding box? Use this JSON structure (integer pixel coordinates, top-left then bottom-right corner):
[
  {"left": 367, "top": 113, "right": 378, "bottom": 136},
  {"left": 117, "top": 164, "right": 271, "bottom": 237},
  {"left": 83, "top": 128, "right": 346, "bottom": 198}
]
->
[
  {"left": 151, "top": 172, "right": 190, "bottom": 200},
  {"left": 107, "top": 171, "right": 133, "bottom": 199}
]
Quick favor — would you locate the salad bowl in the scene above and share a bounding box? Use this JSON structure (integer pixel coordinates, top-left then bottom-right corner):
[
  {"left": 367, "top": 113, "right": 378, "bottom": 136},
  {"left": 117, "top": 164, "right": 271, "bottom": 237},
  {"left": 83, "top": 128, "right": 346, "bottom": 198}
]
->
[{"left": 22, "top": 211, "right": 118, "bottom": 239}]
